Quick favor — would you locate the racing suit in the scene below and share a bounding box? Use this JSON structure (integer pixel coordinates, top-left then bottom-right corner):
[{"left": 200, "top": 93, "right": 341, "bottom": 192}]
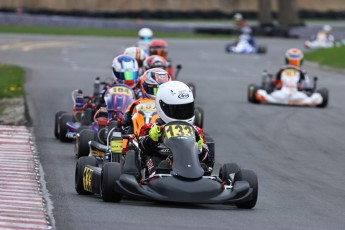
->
[
  {"left": 139, "top": 118, "right": 211, "bottom": 177},
  {"left": 123, "top": 97, "right": 154, "bottom": 127},
  {"left": 275, "top": 65, "right": 312, "bottom": 91}
]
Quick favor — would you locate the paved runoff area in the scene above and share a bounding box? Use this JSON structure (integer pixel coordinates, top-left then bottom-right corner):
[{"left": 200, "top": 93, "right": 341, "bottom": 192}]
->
[{"left": 0, "top": 125, "right": 51, "bottom": 230}]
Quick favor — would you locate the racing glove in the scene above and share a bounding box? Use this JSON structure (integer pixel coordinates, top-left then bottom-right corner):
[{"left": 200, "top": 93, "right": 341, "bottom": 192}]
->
[
  {"left": 197, "top": 136, "right": 204, "bottom": 152},
  {"left": 149, "top": 125, "right": 161, "bottom": 142}
]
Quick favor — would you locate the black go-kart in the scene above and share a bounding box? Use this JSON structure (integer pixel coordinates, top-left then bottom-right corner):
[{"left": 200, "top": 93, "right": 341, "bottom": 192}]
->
[{"left": 75, "top": 121, "right": 258, "bottom": 208}]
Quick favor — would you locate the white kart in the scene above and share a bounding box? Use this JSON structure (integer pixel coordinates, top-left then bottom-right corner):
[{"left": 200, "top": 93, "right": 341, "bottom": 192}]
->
[
  {"left": 225, "top": 35, "right": 266, "bottom": 54},
  {"left": 248, "top": 67, "right": 328, "bottom": 108}
]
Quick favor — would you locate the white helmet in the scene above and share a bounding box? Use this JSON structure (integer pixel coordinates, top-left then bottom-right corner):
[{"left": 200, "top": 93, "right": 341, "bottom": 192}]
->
[
  {"left": 323, "top": 24, "right": 332, "bottom": 33},
  {"left": 138, "top": 28, "right": 153, "bottom": 41},
  {"left": 156, "top": 81, "right": 194, "bottom": 125},
  {"left": 123, "top": 47, "right": 148, "bottom": 68},
  {"left": 234, "top": 13, "right": 243, "bottom": 20}
]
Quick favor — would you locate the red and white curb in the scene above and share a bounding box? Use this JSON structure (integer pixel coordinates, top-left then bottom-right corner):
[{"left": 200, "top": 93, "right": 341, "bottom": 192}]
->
[{"left": 0, "top": 125, "right": 52, "bottom": 230}]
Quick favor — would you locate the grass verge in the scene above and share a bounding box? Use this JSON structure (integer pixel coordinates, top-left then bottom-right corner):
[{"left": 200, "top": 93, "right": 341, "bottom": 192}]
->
[
  {"left": 304, "top": 45, "right": 345, "bottom": 69},
  {"left": 0, "top": 64, "right": 25, "bottom": 113},
  {"left": 0, "top": 25, "right": 233, "bottom": 39}
]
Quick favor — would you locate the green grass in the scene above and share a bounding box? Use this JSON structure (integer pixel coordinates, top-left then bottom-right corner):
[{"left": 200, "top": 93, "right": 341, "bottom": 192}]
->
[
  {"left": 0, "top": 64, "right": 25, "bottom": 99},
  {"left": 0, "top": 25, "right": 233, "bottom": 39},
  {"left": 304, "top": 45, "right": 345, "bottom": 69}
]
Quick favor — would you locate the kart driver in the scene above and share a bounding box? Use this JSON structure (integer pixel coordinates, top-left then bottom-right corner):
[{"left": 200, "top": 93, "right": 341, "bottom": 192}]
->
[
  {"left": 233, "top": 13, "right": 246, "bottom": 28},
  {"left": 123, "top": 68, "right": 171, "bottom": 128},
  {"left": 274, "top": 48, "right": 312, "bottom": 91},
  {"left": 241, "top": 25, "right": 256, "bottom": 47},
  {"left": 315, "top": 25, "right": 334, "bottom": 44},
  {"left": 148, "top": 39, "right": 175, "bottom": 78},
  {"left": 137, "top": 28, "right": 153, "bottom": 55},
  {"left": 123, "top": 47, "right": 148, "bottom": 76},
  {"left": 97, "top": 55, "right": 143, "bottom": 108},
  {"left": 138, "top": 81, "right": 212, "bottom": 177}
]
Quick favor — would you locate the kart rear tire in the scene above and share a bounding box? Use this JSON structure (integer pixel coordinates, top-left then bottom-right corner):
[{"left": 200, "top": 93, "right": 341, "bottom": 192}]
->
[
  {"left": 219, "top": 163, "right": 241, "bottom": 181},
  {"left": 75, "top": 156, "right": 97, "bottom": 195},
  {"left": 225, "top": 44, "right": 233, "bottom": 53},
  {"left": 76, "top": 129, "right": 96, "bottom": 158},
  {"left": 54, "top": 111, "right": 66, "bottom": 139},
  {"left": 81, "top": 108, "right": 93, "bottom": 126},
  {"left": 194, "top": 107, "right": 204, "bottom": 129},
  {"left": 59, "top": 113, "right": 73, "bottom": 142},
  {"left": 235, "top": 169, "right": 258, "bottom": 209},
  {"left": 187, "top": 83, "right": 196, "bottom": 97},
  {"left": 258, "top": 45, "right": 267, "bottom": 54},
  {"left": 247, "top": 84, "right": 260, "bottom": 104},
  {"left": 316, "top": 88, "right": 329, "bottom": 108},
  {"left": 204, "top": 134, "right": 215, "bottom": 163},
  {"left": 101, "top": 162, "right": 123, "bottom": 202}
]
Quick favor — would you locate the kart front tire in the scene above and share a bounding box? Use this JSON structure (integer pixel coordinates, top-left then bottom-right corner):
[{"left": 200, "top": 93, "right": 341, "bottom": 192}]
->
[
  {"left": 101, "top": 162, "right": 123, "bottom": 202},
  {"left": 219, "top": 163, "right": 241, "bottom": 181},
  {"left": 316, "top": 88, "right": 329, "bottom": 108},
  {"left": 59, "top": 113, "right": 73, "bottom": 142},
  {"left": 247, "top": 84, "right": 260, "bottom": 103},
  {"left": 54, "top": 111, "right": 66, "bottom": 139},
  {"left": 75, "top": 156, "right": 97, "bottom": 195},
  {"left": 235, "top": 169, "right": 258, "bottom": 209}
]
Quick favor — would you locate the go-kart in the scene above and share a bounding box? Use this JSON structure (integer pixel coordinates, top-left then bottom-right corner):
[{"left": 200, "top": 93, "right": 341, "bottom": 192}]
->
[
  {"left": 54, "top": 90, "right": 97, "bottom": 142},
  {"left": 225, "top": 36, "right": 266, "bottom": 54},
  {"left": 54, "top": 76, "right": 114, "bottom": 142},
  {"left": 248, "top": 67, "right": 329, "bottom": 108},
  {"left": 74, "top": 84, "right": 135, "bottom": 158},
  {"left": 304, "top": 39, "right": 335, "bottom": 50},
  {"left": 75, "top": 121, "right": 258, "bottom": 208}
]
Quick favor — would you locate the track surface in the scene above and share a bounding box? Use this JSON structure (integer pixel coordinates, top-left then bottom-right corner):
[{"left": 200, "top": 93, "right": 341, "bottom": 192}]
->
[{"left": 1, "top": 34, "right": 345, "bottom": 230}]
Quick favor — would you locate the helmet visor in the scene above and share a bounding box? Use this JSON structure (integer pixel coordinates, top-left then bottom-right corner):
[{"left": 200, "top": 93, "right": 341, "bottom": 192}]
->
[
  {"left": 149, "top": 47, "right": 167, "bottom": 57},
  {"left": 288, "top": 59, "right": 301, "bottom": 67},
  {"left": 144, "top": 83, "right": 158, "bottom": 96},
  {"left": 159, "top": 101, "right": 194, "bottom": 120},
  {"left": 115, "top": 71, "right": 138, "bottom": 81},
  {"left": 140, "top": 36, "right": 152, "bottom": 41}
]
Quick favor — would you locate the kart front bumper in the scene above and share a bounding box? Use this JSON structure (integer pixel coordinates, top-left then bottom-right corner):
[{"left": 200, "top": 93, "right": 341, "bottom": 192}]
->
[{"left": 116, "top": 174, "right": 253, "bottom": 204}]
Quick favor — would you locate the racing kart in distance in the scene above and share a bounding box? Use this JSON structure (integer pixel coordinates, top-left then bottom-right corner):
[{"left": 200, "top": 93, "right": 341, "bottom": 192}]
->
[
  {"left": 75, "top": 121, "right": 258, "bottom": 209},
  {"left": 225, "top": 35, "right": 267, "bottom": 54},
  {"left": 248, "top": 67, "right": 328, "bottom": 108},
  {"left": 54, "top": 89, "right": 96, "bottom": 142}
]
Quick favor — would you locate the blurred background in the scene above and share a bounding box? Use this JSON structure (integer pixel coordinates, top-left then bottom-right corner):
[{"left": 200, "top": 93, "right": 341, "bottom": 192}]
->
[{"left": 0, "top": 0, "right": 345, "bottom": 38}]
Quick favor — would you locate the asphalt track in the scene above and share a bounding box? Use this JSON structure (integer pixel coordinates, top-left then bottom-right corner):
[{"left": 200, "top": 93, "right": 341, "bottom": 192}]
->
[{"left": 0, "top": 34, "right": 345, "bottom": 230}]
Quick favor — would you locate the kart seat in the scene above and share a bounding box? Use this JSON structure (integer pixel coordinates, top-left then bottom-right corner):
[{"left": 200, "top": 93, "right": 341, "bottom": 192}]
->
[
  {"left": 89, "top": 140, "right": 107, "bottom": 153},
  {"left": 156, "top": 160, "right": 171, "bottom": 174}
]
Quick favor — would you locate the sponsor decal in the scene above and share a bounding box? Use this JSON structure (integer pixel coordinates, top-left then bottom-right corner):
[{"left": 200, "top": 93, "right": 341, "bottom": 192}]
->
[
  {"left": 178, "top": 93, "right": 189, "bottom": 99},
  {"left": 83, "top": 167, "right": 93, "bottom": 192}
]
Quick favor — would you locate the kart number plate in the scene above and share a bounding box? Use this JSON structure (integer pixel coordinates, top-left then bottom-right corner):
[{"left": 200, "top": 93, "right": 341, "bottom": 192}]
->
[
  {"left": 110, "top": 139, "right": 123, "bottom": 153},
  {"left": 135, "top": 101, "right": 156, "bottom": 112},
  {"left": 282, "top": 69, "right": 298, "bottom": 77},
  {"left": 164, "top": 124, "right": 195, "bottom": 139},
  {"left": 107, "top": 86, "right": 134, "bottom": 97},
  {"left": 83, "top": 167, "right": 93, "bottom": 192}
]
